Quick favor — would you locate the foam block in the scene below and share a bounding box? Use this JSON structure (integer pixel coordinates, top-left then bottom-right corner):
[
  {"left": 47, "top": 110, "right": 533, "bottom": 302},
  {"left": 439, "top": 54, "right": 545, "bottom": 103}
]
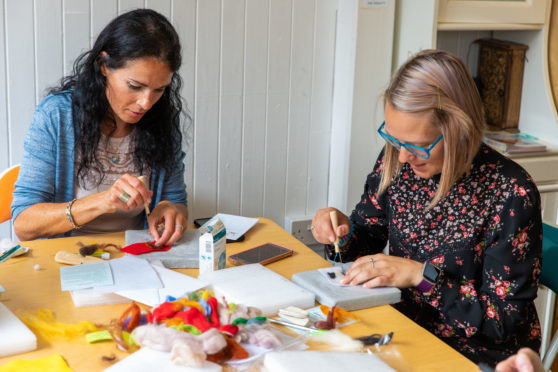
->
[
  {"left": 0, "top": 302, "right": 37, "bottom": 357},
  {"left": 263, "top": 351, "right": 395, "bottom": 372},
  {"left": 104, "top": 347, "right": 222, "bottom": 372},
  {"left": 198, "top": 264, "right": 315, "bottom": 316},
  {"left": 70, "top": 289, "right": 131, "bottom": 307},
  {"left": 291, "top": 269, "right": 401, "bottom": 311},
  {"left": 125, "top": 230, "right": 200, "bottom": 268}
]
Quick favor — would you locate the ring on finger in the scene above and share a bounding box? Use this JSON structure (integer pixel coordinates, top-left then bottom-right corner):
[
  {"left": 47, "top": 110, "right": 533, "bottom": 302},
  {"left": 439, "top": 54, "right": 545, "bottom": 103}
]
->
[
  {"left": 119, "top": 192, "right": 131, "bottom": 203},
  {"left": 310, "top": 225, "right": 315, "bottom": 231},
  {"left": 369, "top": 257, "right": 375, "bottom": 269},
  {"left": 175, "top": 224, "right": 184, "bottom": 230}
]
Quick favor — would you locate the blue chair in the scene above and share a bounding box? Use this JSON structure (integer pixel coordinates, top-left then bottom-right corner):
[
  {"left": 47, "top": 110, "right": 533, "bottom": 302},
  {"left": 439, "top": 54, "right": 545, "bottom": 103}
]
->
[{"left": 541, "top": 222, "right": 558, "bottom": 370}]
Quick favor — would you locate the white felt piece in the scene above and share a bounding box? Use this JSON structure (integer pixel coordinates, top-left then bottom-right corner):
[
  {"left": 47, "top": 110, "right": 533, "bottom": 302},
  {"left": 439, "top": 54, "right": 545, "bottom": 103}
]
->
[
  {"left": 278, "top": 314, "right": 309, "bottom": 326},
  {"left": 263, "top": 351, "right": 395, "bottom": 372},
  {"left": 103, "top": 347, "right": 222, "bottom": 372},
  {"left": 278, "top": 306, "right": 308, "bottom": 318},
  {"left": 291, "top": 269, "right": 401, "bottom": 311},
  {"left": 125, "top": 229, "right": 201, "bottom": 269},
  {"left": 198, "top": 264, "right": 315, "bottom": 316},
  {"left": 0, "top": 302, "right": 37, "bottom": 357},
  {"left": 70, "top": 289, "right": 130, "bottom": 307}
]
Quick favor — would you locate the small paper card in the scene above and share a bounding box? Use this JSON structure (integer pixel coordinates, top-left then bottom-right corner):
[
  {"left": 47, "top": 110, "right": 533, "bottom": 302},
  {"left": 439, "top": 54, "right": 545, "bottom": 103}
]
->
[
  {"left": 60, "top": 261, "right": 113, "bottom": 291},
  {"left": 214, "top": 213, "right": 258, "bottom": 241},
  {"left": 93, "top": 255, "right": 163, "bottom": 293}
]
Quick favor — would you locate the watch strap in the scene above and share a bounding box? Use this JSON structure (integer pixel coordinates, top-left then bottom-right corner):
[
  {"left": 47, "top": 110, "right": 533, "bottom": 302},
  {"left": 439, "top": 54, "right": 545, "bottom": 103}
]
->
[{"left": 416, "top": 278, "right": 434, "bottom": 292}]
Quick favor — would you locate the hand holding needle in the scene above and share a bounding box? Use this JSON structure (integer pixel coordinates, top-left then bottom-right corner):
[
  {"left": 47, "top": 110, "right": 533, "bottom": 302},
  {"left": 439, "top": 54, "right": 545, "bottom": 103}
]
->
[
  {"left": 329, "top": 210, "right": 344, "bottom": 273},
  {"left": 138, "top": 176, "right": 151, "bottom": 216}
]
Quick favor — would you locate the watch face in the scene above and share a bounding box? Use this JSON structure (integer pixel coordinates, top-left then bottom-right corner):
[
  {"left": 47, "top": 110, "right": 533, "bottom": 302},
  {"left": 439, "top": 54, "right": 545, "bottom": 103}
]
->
[{"left": 423, "top": 262, "right": 440, "bottom": 283}]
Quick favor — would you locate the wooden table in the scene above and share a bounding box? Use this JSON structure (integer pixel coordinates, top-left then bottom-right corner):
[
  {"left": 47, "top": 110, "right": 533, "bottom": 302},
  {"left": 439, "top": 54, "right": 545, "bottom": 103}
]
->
[{"left": 0, "top": 218, "right": 478, "bottom": 371}]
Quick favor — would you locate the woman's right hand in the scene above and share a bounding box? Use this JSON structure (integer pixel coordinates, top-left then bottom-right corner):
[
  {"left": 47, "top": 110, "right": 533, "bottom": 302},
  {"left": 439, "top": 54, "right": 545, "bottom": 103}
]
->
[
  {"left": 495, "top": 347, "right": 544, "bottom": 372},
  {"left": 100, "top": 173, "right": 152, "bottom": 213},
  {"left": 311, "top": 207, "right": 351, "bottom": 244}
]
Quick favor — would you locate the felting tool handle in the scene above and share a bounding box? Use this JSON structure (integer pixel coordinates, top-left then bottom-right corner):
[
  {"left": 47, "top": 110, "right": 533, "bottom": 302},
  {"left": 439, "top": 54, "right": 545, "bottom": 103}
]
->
[
  {"left": 138, "top": 176, "right": 151, "bottom": 216},
  {"left": 329, "top": 211, "right": 340, "bottom": 253}
]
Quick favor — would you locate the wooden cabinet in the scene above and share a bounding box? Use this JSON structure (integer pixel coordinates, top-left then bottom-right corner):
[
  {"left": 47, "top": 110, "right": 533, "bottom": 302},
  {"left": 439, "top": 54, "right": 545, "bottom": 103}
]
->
[{"left": 438, "top": 0, "right": 548, "bottom": 29}]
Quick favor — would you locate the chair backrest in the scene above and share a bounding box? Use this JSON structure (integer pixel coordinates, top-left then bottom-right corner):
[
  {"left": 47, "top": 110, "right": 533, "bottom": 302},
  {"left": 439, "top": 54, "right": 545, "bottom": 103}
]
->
[
  {"left": 541, "top": 222, "right": 558, "bottom": 293},
  {"left": 0, "top": 164, "right": 20, "bottom": 224}
]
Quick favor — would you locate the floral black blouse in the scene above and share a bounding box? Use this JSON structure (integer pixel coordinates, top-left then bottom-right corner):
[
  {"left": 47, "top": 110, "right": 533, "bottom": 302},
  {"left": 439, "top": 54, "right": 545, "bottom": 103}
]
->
[{"left": 333, "top": 145, "right": 542, "bottom": 366}]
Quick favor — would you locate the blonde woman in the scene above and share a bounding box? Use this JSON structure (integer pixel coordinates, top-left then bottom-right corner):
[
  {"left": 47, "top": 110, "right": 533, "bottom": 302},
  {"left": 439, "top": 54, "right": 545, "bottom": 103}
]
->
[{"left": 311, "top": 50, "right": 542, "bottom": 366}]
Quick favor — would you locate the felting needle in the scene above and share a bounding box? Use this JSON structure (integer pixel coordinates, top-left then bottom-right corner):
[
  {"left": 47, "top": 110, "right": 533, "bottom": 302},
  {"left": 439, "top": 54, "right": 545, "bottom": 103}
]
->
[
  {"left": 138, "top": 175, "right": 151, "bottom": 216},
  {"left": 329, "top": 210, "right": 344, "bottom": 273},
  {"left": 268, "top": 318, "right": 323, "bottom": 334}
]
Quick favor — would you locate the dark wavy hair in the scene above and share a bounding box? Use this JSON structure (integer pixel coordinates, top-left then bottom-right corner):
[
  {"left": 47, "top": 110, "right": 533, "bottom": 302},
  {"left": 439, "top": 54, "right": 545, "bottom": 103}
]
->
[{"left": 50, "top": 8, "right": 184, "bottom": 185}]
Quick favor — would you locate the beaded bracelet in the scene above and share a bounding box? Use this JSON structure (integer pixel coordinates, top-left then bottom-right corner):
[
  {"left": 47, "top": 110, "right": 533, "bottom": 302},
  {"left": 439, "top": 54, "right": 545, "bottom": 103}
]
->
[
  {"left": 338, "top": 219, "right": 354, "bottom": 247},
  {"left": 65, "top": 199, "right": 81, "bottom": 229}
]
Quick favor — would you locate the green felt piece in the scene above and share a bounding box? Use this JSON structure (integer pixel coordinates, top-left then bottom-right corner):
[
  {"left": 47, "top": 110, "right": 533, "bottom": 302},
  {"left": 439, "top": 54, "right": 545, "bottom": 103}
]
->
[{"left": 85, "top": 330, "right": 112, "bottom": 343}]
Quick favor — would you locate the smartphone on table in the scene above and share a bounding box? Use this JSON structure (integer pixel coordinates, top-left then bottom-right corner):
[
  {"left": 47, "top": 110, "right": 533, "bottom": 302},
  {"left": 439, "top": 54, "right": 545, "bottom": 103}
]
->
[
  {"left": 194, "top": 218, "right": 211, "bottom": 228},
  {"left": 228, "top": 243, "right": 293, "bottom": 266}
]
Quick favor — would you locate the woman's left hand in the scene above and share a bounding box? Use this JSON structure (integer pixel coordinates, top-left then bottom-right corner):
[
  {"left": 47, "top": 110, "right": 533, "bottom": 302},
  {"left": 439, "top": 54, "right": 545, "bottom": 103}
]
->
[
  {"left": 340, "top": 253, "right": 424, "bottom": 289},
  {"left": 148, "top": 201, "right": 188, "bottom": 246}
]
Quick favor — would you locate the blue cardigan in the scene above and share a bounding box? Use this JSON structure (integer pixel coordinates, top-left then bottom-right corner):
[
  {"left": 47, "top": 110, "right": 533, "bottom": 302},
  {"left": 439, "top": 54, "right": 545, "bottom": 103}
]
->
[{"left": 11, "top": 91, "right": 188, "bottom": 237}]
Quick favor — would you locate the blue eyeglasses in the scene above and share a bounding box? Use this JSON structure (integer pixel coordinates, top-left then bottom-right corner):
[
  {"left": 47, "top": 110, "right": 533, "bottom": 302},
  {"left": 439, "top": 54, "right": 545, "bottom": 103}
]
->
[{"left": 377, "top": 121, "right": 443, "bottom": 159}]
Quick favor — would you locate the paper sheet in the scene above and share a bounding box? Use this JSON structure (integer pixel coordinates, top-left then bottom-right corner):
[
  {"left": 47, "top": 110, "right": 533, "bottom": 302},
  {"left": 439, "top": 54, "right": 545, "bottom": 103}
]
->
[
  {"left": 93, "top": 255, "right": 162, "bottom": 293},
  {"left": 116, "top": 263, "right": 208, "bottom": 306},
  {"left": 214, "top": 213, "right": 258, "bottom": 241},
  {"left": 60, "top": 261, "right": 113, "bottom": 291}
]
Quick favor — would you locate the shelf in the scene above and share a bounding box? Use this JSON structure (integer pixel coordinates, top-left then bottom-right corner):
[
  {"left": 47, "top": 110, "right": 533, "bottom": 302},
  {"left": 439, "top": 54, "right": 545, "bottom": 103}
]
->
[{"left": 438, "top": 22, "right": 545, "bottom": 31}]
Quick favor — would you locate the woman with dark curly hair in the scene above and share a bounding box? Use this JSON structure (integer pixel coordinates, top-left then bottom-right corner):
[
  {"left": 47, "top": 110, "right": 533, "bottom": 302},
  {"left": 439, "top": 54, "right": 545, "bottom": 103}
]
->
[{"left": 12, "top": 8, "right": 188, "bottom": 246}]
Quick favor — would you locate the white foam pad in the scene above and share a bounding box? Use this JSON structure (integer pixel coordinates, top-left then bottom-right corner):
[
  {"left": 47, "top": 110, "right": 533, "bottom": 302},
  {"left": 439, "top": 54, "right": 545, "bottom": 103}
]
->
[
  {"left": 104, "top": 347, "right": 222, "bottom": 372},
  {"left": 0, "top": 302, "right": 37, "bottom": 357},
  {"left": 263, "top": 351, "right": 396, "bottom": 372},
  {"left": 292, "top": 269, "right": 400, "bottom": 311},
  {"left": 70, "top": 289, "right": 130, "bottom": 307},
  {"left": 198, "top": 264, "right": 315, "bottom": 316}
]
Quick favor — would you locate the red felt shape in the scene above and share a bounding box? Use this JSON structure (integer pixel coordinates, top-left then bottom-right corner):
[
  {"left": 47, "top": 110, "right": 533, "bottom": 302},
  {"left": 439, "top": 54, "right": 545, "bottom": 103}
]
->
[
  {"left": 207, "top": 297, "right": 220, "bottom": 328},
  {"left": 174, "top": 308, "right": 212, "bottom": 332},
  {"left": 121, "top": 241, "right": 171, "bottom": 255},
  {"left": 219, "top": 324, "right": 239, "bottom": 336},
  {"left": 151, "top": 301, "right": 183, "bottom": 323}
]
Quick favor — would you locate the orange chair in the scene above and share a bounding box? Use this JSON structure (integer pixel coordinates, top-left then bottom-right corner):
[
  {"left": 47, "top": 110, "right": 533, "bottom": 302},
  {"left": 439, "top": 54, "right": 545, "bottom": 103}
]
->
[{"left": 0, "top": 164, "right": 20, "bottom": 224}]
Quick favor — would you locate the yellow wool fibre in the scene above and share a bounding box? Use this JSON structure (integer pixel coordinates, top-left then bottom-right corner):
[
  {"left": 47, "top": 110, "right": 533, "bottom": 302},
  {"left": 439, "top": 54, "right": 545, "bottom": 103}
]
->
[
  {"left": 16, "top": 308, "right": 98, "bottom": 341},
  {"left": 0, "top": 353, "right": 74, "bottom": 372}
]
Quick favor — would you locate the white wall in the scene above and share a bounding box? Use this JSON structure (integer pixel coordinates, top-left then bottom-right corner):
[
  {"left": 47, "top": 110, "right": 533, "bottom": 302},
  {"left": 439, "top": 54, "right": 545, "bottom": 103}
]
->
[
  {"left": 0, "top": 0, "right": 341, "bottom": 239},
  {"left": 328, "top": 0, "right": 395, "bottom": 215}
]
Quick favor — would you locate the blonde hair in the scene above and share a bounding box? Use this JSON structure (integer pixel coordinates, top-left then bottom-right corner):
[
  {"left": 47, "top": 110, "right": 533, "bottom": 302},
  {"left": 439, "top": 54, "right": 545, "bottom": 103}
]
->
[{"left": 380, "top": 49, "right": 485, "bottom": 209}]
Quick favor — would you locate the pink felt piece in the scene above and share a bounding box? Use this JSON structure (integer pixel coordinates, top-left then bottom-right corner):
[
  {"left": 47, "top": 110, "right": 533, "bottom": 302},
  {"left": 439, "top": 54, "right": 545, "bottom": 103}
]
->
[{"left": 121, "top": 242, "right": 171, "bottom": 255}]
